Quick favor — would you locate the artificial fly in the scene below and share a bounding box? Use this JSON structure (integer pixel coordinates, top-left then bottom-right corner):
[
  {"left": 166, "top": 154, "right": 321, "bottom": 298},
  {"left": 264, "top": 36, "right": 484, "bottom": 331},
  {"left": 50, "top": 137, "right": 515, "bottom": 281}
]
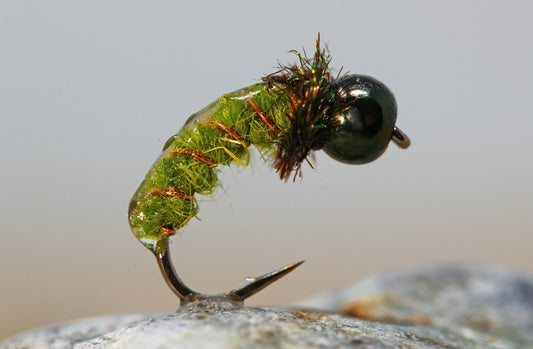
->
[{"left": 128, "top": 36, "right": 410, "bottom": 306}]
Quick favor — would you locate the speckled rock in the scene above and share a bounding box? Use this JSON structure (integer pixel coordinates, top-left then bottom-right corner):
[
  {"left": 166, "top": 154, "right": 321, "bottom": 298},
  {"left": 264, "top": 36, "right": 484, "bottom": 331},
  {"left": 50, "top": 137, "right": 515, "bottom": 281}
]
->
[
  {"left": 298, "top": 264, "right": 533, "bottom": 347},
  {"left": 2, "top": 264, "right": 533, "bottom": 349}
]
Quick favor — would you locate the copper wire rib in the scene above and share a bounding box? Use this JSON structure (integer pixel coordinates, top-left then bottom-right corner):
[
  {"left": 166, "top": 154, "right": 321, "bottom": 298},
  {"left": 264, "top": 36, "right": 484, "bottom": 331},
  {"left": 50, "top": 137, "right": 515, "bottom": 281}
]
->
[
  {"left": 145, "top": 187, "right": 194, "bottom": 200},
  {"left": 207, "top": 121, "right": 249, "bottom": 146},
  {"left": 160, "top": 227, "right": 176, "bottom": 236},
  {"left": 172, "top": 148, "right": 217, "bottom": 167},
  {"left": 246, "top": 99, "right": 281, "bottom": 136}
]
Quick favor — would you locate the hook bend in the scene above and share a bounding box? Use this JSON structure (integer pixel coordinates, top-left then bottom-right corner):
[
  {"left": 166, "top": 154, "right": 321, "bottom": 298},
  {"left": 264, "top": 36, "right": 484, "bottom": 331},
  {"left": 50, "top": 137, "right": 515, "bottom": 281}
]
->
[{"left": 156, "top": 242, "right": 303, "bottom": 306}]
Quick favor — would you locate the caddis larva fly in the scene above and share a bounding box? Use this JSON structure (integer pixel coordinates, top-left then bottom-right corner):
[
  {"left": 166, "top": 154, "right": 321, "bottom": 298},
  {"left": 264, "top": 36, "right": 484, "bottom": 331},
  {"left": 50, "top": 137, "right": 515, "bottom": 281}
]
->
[{"left": 128, "top": 37, "right": 410, "bottom": 305}]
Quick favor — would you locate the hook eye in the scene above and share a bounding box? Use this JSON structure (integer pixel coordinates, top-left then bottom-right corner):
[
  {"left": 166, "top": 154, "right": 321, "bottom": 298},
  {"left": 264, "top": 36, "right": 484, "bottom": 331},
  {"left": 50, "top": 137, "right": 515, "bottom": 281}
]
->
[{"left": 391, "top": 127, "right": 410, "bottom": 149}]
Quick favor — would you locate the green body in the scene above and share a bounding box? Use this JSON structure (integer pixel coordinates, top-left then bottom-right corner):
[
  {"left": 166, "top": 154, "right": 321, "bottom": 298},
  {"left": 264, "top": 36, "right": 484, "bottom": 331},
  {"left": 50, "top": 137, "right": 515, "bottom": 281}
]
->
[{"left": 128, "top": 83, "right": 292, "bottom": 254}]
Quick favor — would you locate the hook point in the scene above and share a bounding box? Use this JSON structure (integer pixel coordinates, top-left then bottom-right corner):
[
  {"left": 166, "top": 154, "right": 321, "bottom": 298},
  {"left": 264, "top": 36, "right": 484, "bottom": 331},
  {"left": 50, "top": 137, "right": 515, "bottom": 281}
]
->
[{"left": 226, "top": 260, "right": 304, "bottom": 302}]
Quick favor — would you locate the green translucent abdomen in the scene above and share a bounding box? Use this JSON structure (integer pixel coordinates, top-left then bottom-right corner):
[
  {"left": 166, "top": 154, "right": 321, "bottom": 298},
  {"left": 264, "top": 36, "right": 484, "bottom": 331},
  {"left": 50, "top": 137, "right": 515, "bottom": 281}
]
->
[{"left": 128, "top": 83, "right": 291, "bottom": 254}]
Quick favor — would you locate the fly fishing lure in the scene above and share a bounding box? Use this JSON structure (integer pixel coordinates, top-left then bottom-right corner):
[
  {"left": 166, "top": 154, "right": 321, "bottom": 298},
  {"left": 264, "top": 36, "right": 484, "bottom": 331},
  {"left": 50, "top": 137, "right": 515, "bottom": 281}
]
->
[{"left": 129, "top": 37, "right": 410, "bottom": 305}]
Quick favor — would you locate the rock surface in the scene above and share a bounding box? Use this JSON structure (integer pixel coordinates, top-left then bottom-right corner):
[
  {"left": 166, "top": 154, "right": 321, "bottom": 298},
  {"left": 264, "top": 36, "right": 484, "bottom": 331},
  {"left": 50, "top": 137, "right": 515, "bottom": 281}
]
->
[
  {"left": 299, "top": 264, "right": 533, "bottom": 346},
  {"left": 2, "top": 264, "right": 533, "bottom": 349}
]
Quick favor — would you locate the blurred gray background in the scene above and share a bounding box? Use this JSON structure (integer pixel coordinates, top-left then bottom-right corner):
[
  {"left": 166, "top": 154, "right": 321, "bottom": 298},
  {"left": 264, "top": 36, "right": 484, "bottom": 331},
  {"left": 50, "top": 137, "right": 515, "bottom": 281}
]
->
[{"left": 1, "top": 0, "right": 532, "bottom": 340}]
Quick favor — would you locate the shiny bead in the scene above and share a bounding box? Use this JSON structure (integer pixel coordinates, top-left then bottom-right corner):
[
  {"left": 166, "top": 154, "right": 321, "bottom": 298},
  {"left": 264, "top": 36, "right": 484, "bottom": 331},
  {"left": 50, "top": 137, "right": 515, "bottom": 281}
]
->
[{"left": 324, "top": 75, "right": 398, "bottom": 164}]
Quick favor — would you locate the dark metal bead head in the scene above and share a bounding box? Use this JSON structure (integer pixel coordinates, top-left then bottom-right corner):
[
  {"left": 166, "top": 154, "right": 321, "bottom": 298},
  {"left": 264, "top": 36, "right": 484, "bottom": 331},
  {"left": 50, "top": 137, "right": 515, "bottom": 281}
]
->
[{"left": 323, "top": 75, "right": 398, "bottom": 164}]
